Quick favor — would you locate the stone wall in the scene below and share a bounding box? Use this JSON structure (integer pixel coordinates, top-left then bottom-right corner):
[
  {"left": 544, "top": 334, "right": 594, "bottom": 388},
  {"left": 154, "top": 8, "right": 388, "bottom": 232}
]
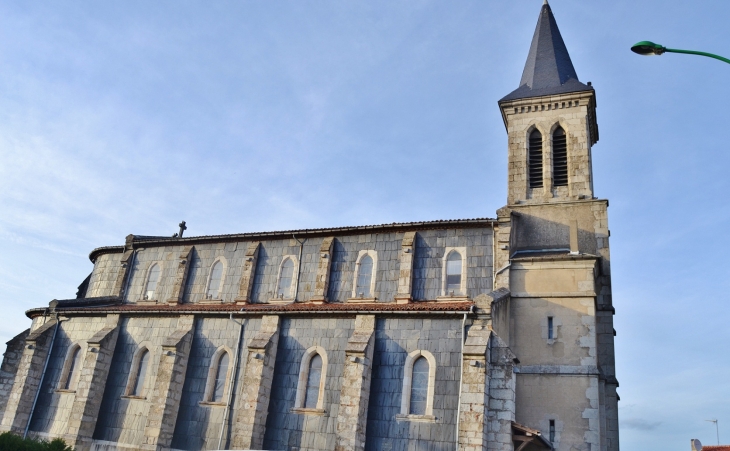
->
[
  {"left": 412, "top": 230, "right": 493, "bottom": 301},
  {"left": 262, "top": 317, "right": 355, "bottom": 451},
  {"left": 84, "top": 227, "right": 494, "bottom": 307},
  {"left": 0, "top": 329, "right": 29, "bottom": 425},
  {"left": 87, "top": 253, "right": 124, "bottom": 298},
  {"left": 29, "top": 316, "right": 110, "bottom": 439},
  {"left": 364, "top": 317, "right": 463, "bottom": 451},
  {"left": 170, "top": 316, "right": 261, "bottom": 450},
  {"left": 92, "top": 316, "right": 182, "bottom": 447}
]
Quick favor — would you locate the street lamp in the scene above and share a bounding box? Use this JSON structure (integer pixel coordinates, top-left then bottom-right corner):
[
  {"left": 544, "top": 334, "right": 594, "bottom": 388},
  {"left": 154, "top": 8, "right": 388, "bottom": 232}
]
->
[{"left": 631, "top": 41, "right": 730, "bottom": 65}]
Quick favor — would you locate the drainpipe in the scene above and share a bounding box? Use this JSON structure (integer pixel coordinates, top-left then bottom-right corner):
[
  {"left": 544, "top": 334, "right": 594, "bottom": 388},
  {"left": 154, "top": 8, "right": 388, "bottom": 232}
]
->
[
  {"left": 24, "top": 314, "right": 65, "bottom": 439},
  {"left": 454, "top": 305, "right": 475, "bottom": 450},
  {"left": 492, "top": 222, "right": 497, "bottom": 289},
  {"left": 292, "top": 235, "right": 306, "bottom": 302},
  {"left": 218, "top": 311, "right": 245, "bottom": 450}
]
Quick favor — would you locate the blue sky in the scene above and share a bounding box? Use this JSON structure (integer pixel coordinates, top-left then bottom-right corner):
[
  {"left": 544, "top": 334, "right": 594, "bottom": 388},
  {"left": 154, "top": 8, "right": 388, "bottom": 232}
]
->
[{"left": 1, "top": 1, "right": 729, "bottom": 449}]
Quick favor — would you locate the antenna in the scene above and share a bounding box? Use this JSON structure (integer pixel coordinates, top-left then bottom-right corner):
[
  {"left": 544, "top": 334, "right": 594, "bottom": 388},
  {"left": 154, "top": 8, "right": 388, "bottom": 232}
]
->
[{"left": 706, "top": 419, "right": 720, "bottom": 445}]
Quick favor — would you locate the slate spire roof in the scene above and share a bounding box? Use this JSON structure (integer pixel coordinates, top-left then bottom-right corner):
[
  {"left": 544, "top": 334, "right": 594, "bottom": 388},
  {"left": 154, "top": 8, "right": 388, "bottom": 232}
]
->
[{"left": 501, "top": 1, "right": 593, "bottom": 102}]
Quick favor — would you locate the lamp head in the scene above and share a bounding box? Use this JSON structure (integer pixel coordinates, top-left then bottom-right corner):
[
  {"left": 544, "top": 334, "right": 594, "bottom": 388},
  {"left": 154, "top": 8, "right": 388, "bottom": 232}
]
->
[{"left": 631, "top": 41, "right": 666, "bottom": 56}]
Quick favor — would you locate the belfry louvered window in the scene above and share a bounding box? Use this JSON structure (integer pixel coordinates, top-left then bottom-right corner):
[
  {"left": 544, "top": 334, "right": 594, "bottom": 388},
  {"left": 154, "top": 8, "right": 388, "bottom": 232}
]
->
[
  {"left": 552, "top": 127, "right": 568, "bottom": 187},
  {"left": 528, "top": 129, "right": 543, "bottom": 188}
]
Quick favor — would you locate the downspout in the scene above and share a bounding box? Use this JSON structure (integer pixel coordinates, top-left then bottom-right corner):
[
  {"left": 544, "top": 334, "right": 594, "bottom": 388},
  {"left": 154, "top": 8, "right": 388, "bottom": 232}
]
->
[
  {"left": 292, "top": 234, "right": 306, "bottom": 302},
  {"left": 455, "top": 304, "right": 475, "bottom": 450},
  {"left": 492, "top": 222, "right": 497, "bottom": 289},
  {"left": 218, "top": 311, "right": 245, "bottom": 450},
  {"left": 24, "top": 314, "right": 65, "bottom": 439},
  {"left": 493, "top": 262, "right": 511, "bottom": 288}
]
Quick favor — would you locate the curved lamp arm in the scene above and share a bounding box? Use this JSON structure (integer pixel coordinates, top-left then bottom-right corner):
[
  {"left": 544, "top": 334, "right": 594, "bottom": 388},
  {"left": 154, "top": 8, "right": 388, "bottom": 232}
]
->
[{"left": 631, "top": 41, "right": 730, "bottom": 65}]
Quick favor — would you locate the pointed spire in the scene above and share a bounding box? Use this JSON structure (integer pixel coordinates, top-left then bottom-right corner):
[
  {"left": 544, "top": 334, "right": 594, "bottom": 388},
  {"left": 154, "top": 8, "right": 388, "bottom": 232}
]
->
[{"left": 501, "top": 2, "right": 591, "bottom": 102}]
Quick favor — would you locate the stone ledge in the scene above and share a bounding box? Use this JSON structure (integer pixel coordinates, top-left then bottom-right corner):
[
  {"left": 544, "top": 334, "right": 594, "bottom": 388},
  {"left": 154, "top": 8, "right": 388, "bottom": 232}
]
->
[
  {"left": 516, "top": 364, "right": 599, "bottom": 375},
  {"left": 395, "top": 414, "right": 437, "bottom": 423},
  {"left": 346, "top": 297, "right": 377, "bottom": 304},
  {"left": 199, "top": 401, "right": 227, "bottom": 407},
  {"left": 290, "top": 407, "right": 325, "bottom": 416}
]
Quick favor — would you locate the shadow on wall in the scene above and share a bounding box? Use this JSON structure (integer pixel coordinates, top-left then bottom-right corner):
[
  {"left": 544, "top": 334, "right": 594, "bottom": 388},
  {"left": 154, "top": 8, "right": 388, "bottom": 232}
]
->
[
  {"left": 170, "top": 317, "right": 250, "bottom": 451},
  {"left": 412, "top": 234, "right": 437, "bottom": 301},
  {"left": 250, "top": 246, "right": 270, "bottom": 303},
  {"left": 182, "top": 248, "right": 202, "bottom": 304},
  {"left": 511, "top": 210, "right": 597, "bottom": 255},
  {"left": 364, "top": 318, "right": 460, "bottom": 451},
  {"left": 27, "top": 325, "right": 70, "bottom": 436}
]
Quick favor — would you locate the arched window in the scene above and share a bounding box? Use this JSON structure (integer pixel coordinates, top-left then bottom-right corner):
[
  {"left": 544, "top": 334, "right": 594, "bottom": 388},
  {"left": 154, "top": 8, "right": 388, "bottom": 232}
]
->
[
  {"left": 294, "top": 346, "right": 328, "bottom": 411},
  {"left": 355, "top": 255, "right": 373, "bottom": 297},
  {"left": 552, "top": 127, "right": 568, "bottom": 187},
  {"left": 145, "top": 263, "right": 161, "bottom": 299},
  {"left": 304, "top": 354, "right": 322, "bottom": 409},
  {"left": 409, "top": 356, "right": 429, "bottom": 415},
  {"left": 207, "top": 260, "right": 224, "bottom": 299},
  {"left": 130, "top": 348, "right": 150, "bottom": 397},
  {"left": 529, "top": 129, "right": 543, "bottom": 188},
  {"left": 59, "top": 344, "right": 82, "bottom": 390},
  {"left": 446, "top": 251, "right": 462, "bottom": 294},
  {"left": 399, "top": 350, "right": 437, "bottom": 419},
  {"left": 212, "top": 351, "right": 229, "bottom": 402},
  {"left": 277, "top": 258, "right": 295, "bottom": 299}
]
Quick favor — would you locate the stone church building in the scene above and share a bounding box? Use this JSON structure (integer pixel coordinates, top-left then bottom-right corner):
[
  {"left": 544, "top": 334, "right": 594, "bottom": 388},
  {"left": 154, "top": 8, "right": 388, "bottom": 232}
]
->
[{"left": 0, "top": 3, "right": 618, "bottom": 451}]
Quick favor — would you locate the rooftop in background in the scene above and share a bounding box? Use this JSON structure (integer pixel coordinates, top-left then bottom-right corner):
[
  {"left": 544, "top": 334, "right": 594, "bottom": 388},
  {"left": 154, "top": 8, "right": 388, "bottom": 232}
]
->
[{"left": 501, "top": 1, "right": 593, "bottom": 102}]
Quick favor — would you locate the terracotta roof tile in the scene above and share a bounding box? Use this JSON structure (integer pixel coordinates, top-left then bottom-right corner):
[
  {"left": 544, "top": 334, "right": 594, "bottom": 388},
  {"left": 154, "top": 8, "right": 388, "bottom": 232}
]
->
[
  {"left": 702, "top": 446, "right": 730, "bottom": 451},
  {"left": 28, "top": 300, "right": 474, "bottom": 318}
]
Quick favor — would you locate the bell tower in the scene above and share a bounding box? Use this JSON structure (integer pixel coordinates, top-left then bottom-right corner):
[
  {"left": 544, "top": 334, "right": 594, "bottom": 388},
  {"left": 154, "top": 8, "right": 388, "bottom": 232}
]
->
[
  {"left": 498, "top": 0, "right": 599, "bottom": 206},
  {"left": 493, "top": 3, "right": 619, "bottom": 451}
]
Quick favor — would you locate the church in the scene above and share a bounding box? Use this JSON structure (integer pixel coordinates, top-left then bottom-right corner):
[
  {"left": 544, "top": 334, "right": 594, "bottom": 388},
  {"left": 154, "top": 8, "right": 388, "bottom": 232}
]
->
[{"left": 0, "top": 3, "right": 619, "bottom": 450}]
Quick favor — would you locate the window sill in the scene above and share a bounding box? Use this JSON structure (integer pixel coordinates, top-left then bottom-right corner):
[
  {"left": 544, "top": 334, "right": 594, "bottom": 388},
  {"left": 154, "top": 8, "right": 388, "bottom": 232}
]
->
[
  {"left": 121, "top": 395, "right": 146, "bottom": 400},
  {"left": 436, "top": 295, "right": 469, "bottom": 302},
  {"left": 198, "top": 298, "right": 228, "bottom": 305},
  {"left": 199, "top": 401, "right": 227, "bottom": 407},
  {"left": 267, "top": 298, "right": 295, "bottom": 305},
  {"left": 395, "top": 414, "right": 437, "bottom": 423},
  {"left": 346, "top": 297, "right": 377, "bottom": 304},
  {"left": 135, "top": 299, "right": 160, "bottom": 305},
  {"left": 290, "top": 407, "right": 325, "bottom": 416},
  {"left": 54, "top": 389, "right": 76, "bottom": 394}
]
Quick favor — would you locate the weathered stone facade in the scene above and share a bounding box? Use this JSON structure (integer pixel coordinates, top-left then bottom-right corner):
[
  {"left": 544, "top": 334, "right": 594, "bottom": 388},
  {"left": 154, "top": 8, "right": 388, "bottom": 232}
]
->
[{"left": 0, "top": 3, "right": 619, "bottom": 451}]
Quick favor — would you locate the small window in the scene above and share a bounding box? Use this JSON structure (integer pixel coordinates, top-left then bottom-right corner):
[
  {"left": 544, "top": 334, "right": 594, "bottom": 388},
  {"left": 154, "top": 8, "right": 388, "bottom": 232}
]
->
[
  {"left": 553, "top": 127, "right": 568, "bottom": 187},
  {"left": 304, "top": 354, "right": 322, "bottom": 409},
  {"left": 549, "top": 419, "right": 556, "bottom": 443},
  {"left": 409, "top": 356, "right": 429, "bottom": 415},
  {"left": 61, "top": 345, "right": 82, "bottom": 390},
  {"left": 446, "top": 251, "right": 462, "bottom": 294},
  {"left": 277, "top": 258, "right": 294, "bottom": 298},
  {"left": 145, "top": 263, "right": 161, "bottom": 299},
  {"left": 355, "top": 255, "right": 373, "bottom": 297},
  {"left": 548, "top": 317, "right": 554, "bottom": 340},
  {"left": 529, "top": 129, "right": 543, "bottom": 188},
  {"left": 212, "top": 352, "right": 229, "bottom": 402},
  {"left": 207, "top": 261, "right": 224, "bottom": 298},
  {"left": 131, "top": 349, "right": 150, "bottom": 397}
]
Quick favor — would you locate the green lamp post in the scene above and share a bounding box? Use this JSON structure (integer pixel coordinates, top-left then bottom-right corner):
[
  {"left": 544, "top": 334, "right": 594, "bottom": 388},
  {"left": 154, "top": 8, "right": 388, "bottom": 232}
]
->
[{"left": 631, "top": 41, "right": 730, "bottom": 64}]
